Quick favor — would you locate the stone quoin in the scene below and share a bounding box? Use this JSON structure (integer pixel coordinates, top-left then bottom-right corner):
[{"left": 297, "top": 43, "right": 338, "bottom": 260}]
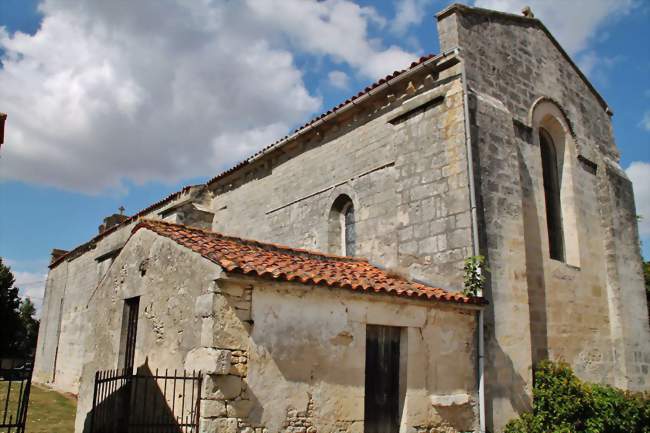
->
[{"left": 33, "top": 4, "right": 650, "bottom": 433}]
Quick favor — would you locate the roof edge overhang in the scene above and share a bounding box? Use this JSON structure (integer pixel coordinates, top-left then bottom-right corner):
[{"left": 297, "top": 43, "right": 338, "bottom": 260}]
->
[
  {"left": 436, "top": 3, "right": 612, "bottom": 116},
  {"left": 48, "top": 184, "right": 204, "bottom": 269},
  {"left": 132, "top": 219, "right": 488, "bottom": 308},
  {"left": 205, "top": 50, "right": 462, "bottom": 188},
  {"left": 221, "top": 272, "right": 487, "bottom": 310}
]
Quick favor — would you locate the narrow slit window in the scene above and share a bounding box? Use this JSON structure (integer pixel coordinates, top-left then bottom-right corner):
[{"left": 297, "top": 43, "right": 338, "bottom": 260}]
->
[
  {"left": 119, "top": 296, "right": 140, "bottom": 372},
  {"left": 539, "top": 128, "right": 565, "bottom": 261},
  {"left": 343, "top": 201, "right": 356, "bottom": 256},
  {"left": 328, "top": 195, "right": 356, "bottom": 256},
  {"left": 364, "top": 325, "right": 401, "bottom": 433}
]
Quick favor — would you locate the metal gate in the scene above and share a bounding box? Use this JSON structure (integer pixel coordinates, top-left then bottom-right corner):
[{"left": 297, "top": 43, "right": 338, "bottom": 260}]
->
[
  {"left": 0, "top": 360, "right": 33, "bottom": 433},
  {"left": 90, "top": 368, "right": 202, "bottom": 433}
]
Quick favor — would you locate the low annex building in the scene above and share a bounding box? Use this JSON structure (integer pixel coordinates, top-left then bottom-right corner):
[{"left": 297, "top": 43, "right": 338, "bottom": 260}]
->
[{"left": 33, "top": 3, "right": 650, "bottom": 433}]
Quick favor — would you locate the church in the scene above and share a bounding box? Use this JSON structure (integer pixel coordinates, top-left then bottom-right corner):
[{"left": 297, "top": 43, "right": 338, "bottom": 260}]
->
[{"left": 33, "top": 4, "right": 650, "bottom": 433}]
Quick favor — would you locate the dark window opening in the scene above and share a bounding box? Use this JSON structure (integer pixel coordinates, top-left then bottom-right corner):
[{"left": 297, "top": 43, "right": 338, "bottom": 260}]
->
[
  {"left": 343, "top": 202, "right": 356, "bottom": 256},
  {"left": 329, "top": 195, "right": 356, "bottom": 256},
  {"left": 119, "top": 297, "right": 140, "bottom": 372},
  {"left": 365, "top": 325, "right": 401, "bottom": 433},
  {"left": 540, "top": 128, "right": 564, "bottom": 261}
]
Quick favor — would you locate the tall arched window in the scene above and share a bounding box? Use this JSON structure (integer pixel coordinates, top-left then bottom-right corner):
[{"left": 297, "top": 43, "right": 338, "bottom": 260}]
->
[
  {"left": 539, "top": 128, "right": 564, "bottom": 261},
  {"left": 328, "top": 195, "right": 356, "bottom": 256}
]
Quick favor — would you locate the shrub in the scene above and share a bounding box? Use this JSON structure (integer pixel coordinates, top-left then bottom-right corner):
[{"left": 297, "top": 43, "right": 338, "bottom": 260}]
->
[
  {"left": 504, "top": 361, "right": 650, "bottom": 433},
  {"left": 463, "top": 255, "right": 488, "bottom": 297}
]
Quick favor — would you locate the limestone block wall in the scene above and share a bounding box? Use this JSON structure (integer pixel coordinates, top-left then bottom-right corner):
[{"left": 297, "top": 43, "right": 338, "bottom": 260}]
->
[
  {"left": 33, "top": 223, "right": 134, "bottom": 393},
  {"left": 73, "top": 229, "right": 220, "bottom": 433},
  {"left": 209, "top": 66, "right": 473, "bottom": 289},
  {"left": 437, "top": 5, "right": 650, "bottom": 430},
  {"left": 188, "top": 276, "right": 480, "bottom": 433},
  {"left": 33, "top": 187, "right": 210, "bottom": 395}
]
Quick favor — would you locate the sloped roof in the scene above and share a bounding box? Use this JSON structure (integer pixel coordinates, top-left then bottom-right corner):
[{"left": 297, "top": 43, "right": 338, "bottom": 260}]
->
[
  {"left": 50, "top": 54, "right": 444, "bottom": 269},
  {"left": 205, "top": 53, "right": 439, "bottom": 187},
  {"left": 133, "top": 219, "right": 486, "bottom": 306},
  {"left": 436, "top": 3, "right": 611, "bottom": 114},
  {"left": 49, "top": 185, "right": 201, "bottom": 269}
]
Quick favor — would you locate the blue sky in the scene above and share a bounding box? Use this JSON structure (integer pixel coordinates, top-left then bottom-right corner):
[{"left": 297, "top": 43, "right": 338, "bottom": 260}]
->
[{"left": 1, "top": 0, "right": 649, "bottom": 310}]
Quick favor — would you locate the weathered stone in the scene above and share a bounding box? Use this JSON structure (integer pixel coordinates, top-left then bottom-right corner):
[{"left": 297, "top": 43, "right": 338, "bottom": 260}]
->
[
  {"left": 33, "top": 5, "right": 650, "bottom": 433},
  {"left": 204, "top": 374, "right": 242, "bottom": 400},
  {"left": 228, "top": 362, "right": 247, "bottom": 377},
  {"left": 199, "top": 413, "right": 240, "bottom": 432},
  {"left": 185, "top": 348, "right": 231, "bottom": 375},
  {"left": 226, "top": 400, "right": 253, "bottom": 418},
  {"left": 195, "top": 293, "right": 215, "bottom": 317},
  {"left": 201, "top": 317, "right": 216, "bottom": 347},
  {"left": 201, "top": 399, "right": 227, "bottom": 418}
]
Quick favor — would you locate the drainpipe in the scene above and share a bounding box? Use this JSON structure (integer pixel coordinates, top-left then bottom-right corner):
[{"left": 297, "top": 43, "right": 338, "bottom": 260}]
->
[{"left": 455, "top": 47, "right": 486, "bottom": 433}]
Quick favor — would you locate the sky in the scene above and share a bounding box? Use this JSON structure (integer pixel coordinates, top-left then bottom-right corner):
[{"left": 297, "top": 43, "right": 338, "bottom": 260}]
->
[{"left": 0, "top": 0, "right": 649, "bottom": 313}]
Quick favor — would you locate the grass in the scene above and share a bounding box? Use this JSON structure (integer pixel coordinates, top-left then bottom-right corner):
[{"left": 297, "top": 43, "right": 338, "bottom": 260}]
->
[{"left": 1, "top": 381, "right": 76, "bottom": 433}]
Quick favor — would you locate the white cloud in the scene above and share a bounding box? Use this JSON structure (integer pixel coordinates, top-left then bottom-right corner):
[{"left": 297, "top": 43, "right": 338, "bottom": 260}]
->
[
  {"left": 328, "top": 70, "right": 350, "bottom": 90},
  {"left": 391, "top": 0, "right": 434, "bottom": 35},
  {"left": 0, "top": 0, "right": 416, "bottom": 193},
  {"left": 472, "top": 0, "right": 636, "bottom": 55},
  {"left": 577, "top": 51, "right": 622, "bottom": 85},
  {"left": 626, "top": 161, "right": 650, "bottom": 237},
  {"left": 246, "top": 0, "right": 415, "bottom": 79},
  {"left": 13, "top": 270, "right": 47, "bottom": 317},
  {"left": 640, "top": 111, "right": 650, "bottom": 131}
]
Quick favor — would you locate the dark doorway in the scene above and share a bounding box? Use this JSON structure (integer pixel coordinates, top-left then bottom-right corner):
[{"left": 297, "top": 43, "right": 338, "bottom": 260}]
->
[
  {"left": 119, "top": 297, "right": 140, "bottom": 372},
  {"left": 364, "top": 325, "right": 401, "bottom": 433}
]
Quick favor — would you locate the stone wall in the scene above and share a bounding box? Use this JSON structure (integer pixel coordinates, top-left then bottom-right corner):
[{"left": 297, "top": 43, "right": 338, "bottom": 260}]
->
[
  {"left": 73, "top": 229, "right": 220, "bottom": 433},
  {"left": 190, "top": 275, "right": 480, "bottom": 433},
  {"left": 68, "top": 227, "right": 480, "bottom": 433},
  {"left": 33, "top": 187, "right": 210, "bottom": 394},
  {"left": 437, "top": 5, "right": 650, "bottom": 431},
  {"left": 33, "top": 224, "right": 133, "bottom": 393},
  {"left": 208, "top": 62, "right": 473, "bottom": 290}
]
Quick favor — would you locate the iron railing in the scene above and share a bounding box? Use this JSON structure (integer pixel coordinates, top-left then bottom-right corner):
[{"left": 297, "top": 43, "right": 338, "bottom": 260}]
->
[
  {"left": 0, "top": 359, "right": 33, "bottom": 433},
  {"left": 90, "top": 368, "right": 202, "bottom": 433}
]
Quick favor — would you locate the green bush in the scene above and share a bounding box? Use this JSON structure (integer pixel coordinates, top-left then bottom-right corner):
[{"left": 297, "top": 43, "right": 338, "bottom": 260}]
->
[{"left": 504, "top": 361, "right": 650, "bottom": 433}]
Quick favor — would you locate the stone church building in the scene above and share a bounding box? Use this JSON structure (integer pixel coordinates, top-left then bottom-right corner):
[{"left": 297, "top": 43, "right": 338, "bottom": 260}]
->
[{"left": 33, "top": 4, "right": 650, "bottom": 433}]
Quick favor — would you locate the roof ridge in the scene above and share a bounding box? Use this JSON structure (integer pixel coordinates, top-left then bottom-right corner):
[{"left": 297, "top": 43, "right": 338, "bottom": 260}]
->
[
  {"left": 135, "top": 219, "right": 368, "bottom": 263},
  {"left": 49, "top": 53, "right": 442, "bottom": 270},
  {"left": 205, "top": 53, "right": 438, "bottom": 187},
  {"left": 132, "top": 219, "right": 487, "bottom": 306},
  {"left": 49, "top": 185, "right": 202, "bottom": 269}
]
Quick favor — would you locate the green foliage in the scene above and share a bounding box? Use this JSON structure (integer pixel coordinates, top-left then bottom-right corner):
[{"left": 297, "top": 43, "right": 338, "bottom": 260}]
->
[
  {"left": 463, "top": 255, "right": 487, "bottom": 297},
  {"left": 0, "top": 257, "right": 40, "bottom": 357},
  {"left": 16, "top": 297, "right": 40, "bottom": 355},
  {"left": 0, "top": 257, "right": 22, "bottom": 357},
  {"left": 504, "top": 361, "right": 650, "bottom": 433}
]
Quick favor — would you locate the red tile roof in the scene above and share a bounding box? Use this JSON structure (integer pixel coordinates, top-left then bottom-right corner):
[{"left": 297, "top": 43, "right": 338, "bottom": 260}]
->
[
  {"left": 133, "top": 219, "right": 486, "bottom": 306},
  {"left": 49, "top": 55, "right": 441, "bottom": 270}
]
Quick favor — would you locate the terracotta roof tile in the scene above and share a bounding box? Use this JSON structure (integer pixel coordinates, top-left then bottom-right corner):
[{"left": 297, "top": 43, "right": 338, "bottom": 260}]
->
[{"left": 133, "top": 219, "right": 486, "bottom": 306}]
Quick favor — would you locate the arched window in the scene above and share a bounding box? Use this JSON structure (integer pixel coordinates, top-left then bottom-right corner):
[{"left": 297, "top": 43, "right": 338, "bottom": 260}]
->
[
  {"left": 328, "top": 195, "right": 356, "bottom": 256},
  {"left": 539, "top": 128, "right": 564, "bottom": 261}
]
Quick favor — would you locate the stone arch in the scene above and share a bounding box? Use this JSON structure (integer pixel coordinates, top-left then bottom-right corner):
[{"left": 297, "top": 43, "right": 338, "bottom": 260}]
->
[
  {"left": 529, "top": 98, "right": 581, "bottom": 267},
  {"left": 326, "top": 188, "right": 358, "bottom": 256}
]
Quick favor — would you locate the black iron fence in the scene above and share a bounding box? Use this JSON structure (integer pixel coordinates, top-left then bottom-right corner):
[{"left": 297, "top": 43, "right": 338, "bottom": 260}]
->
[
  {"left": 90, "top": 368, "right": 202, "bottom": 433},
  {"left": 0, "top": 359, "right": 33, "bottom": 433}
]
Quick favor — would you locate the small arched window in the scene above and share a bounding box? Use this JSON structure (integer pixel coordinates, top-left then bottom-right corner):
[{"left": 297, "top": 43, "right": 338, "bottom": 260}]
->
[
  {"left": 539, "top": 128, "right": 564, "bottom": 261},
  {"left": 328, "top": 195, "right": 356, "bottom": 256}
]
